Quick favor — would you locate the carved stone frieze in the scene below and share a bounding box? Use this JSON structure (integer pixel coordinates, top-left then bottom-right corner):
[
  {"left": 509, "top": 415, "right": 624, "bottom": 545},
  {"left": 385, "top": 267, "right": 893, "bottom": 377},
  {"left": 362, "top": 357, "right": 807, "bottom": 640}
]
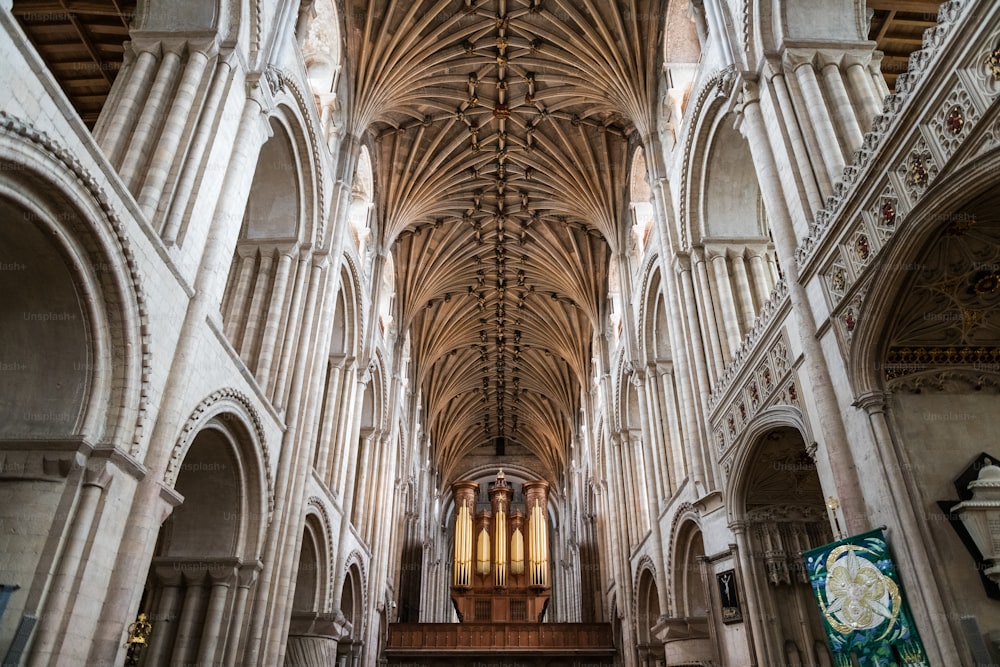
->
[
  {"left": 712, "top": 331, "right": 795, "bottom": 456},
  {"left": 795, "top": 1, "right": 984, "bottom": 273}
]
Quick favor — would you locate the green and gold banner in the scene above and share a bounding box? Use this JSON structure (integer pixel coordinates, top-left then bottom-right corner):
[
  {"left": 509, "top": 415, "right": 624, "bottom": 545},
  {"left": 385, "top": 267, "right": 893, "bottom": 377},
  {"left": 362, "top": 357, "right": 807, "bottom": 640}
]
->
[{"left": 801, "top": 528, "right": 929, "bottom": 667}]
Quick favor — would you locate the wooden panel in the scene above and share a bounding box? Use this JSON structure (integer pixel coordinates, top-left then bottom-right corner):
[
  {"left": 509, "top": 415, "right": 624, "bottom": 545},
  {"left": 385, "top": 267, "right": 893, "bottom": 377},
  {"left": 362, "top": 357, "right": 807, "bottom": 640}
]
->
[{"left": 385, "top": 622, "right": 616, "bottom": 653}]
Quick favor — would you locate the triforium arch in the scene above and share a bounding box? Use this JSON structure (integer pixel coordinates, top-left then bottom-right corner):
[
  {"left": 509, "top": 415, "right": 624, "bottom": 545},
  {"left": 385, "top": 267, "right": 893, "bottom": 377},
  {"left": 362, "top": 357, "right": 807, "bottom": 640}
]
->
[
  {"left": 220, "top": 106, "right": 325, "bottom": 405},
  {"left": 143, "top": 400, "right": 271, "bottom": 667},
  {"left": 296, "top": 0, "right": 345, "bottom": 136},
  {"left": 0, "top": 127, "right": 147, "bottom": 446},
  {"left": 637, "top": 263, "right": 687, "bottom": 498},
  {"left": 687, "top": 100, "right": 779, "bottom": 369},
  {"left": 314, "top": 258, "right": 365, "bottom": 493}
]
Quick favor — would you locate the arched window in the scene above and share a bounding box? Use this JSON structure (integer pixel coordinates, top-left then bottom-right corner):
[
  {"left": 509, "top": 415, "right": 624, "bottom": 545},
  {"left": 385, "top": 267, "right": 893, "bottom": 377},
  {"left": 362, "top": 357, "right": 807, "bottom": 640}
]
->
[
  {"left": 351, "top": 147, "right": 374, "bottom": 263},
  {"left": 629, "top": 149, "right": 654, "bottom": 261}
]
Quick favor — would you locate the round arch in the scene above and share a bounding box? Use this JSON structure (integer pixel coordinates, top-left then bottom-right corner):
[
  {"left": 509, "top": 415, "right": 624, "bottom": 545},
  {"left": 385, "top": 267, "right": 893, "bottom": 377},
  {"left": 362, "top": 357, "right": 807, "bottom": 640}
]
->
[
  {"left": 0, "top": 123, "right": 148, "bottom": 447},
  {"left": 677, "top": 72, "right": 738, "bottom": 248},
  {"left": 723, "top": 405, "right": 815, "bottom": 520},
  {"left": 143, "top": 405, "right": 272, "bottom": 666},
  {"left": 633, "top": 557, "right": 662, "bottom": 647},
  {"left": 293, "top": 510, "right": 331, "bottom": 613},
  {"left": 666, "top": 510, "right": 708, "bottom": 618},
  {"left": 340, "top": 554, "right": 367, "bottom": 640}
]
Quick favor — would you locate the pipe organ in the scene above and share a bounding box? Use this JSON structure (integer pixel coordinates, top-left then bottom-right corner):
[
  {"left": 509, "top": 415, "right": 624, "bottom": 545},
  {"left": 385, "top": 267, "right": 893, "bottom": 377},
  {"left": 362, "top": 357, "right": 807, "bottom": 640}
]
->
[{"left": 451, "top": 471, "right": 551, "bottom": 623}]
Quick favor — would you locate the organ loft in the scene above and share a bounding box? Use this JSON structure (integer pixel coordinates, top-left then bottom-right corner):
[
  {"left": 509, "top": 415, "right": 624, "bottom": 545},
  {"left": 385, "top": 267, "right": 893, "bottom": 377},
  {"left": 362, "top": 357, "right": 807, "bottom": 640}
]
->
[{"left": 451, "top": 471, "right": 551, "bottom": 623}]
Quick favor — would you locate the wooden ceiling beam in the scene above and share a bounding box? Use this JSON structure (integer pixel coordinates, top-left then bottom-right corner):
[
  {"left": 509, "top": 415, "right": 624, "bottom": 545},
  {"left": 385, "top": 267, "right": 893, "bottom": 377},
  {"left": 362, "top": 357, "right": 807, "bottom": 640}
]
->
[
  {"left": 874, "top": 10, "right": 896, "bottom": 42},
  {"left": 866, "top": 0, "right": 942, "bottom": 14},
  {"left": 59, "top": 1, "right": 114, "bottom": 85},
  {"left": 12, "top": 0, "right": 127, "bottom": 17}
]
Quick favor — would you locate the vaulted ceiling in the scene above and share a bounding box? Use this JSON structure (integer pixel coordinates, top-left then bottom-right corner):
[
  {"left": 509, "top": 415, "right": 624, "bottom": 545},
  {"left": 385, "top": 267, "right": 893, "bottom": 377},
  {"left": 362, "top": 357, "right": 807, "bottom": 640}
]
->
[{"left": 343, "top": 0, "right": 662, "bottom": 485}]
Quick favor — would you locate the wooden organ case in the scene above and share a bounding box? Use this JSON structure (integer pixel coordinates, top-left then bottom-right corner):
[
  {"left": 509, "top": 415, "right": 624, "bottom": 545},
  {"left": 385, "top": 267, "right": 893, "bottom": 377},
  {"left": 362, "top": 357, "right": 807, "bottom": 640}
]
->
[{"left": 451, "top": 471, "right": 551, "bottom": 623}]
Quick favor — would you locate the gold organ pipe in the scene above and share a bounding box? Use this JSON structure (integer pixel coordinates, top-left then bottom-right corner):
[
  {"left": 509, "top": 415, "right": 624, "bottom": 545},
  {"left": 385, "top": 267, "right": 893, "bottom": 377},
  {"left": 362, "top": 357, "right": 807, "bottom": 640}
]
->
[
  {"left": 510, "top": 526, "right": 524, "bottom": 575},
  {"left": 476, "top": 526, "right": 491, "bottom": 576},
  {"left": 495, "top": 506, "right": 507, "bottom": 587},
  {"left": 451, "top": 481, "right": 479, "bottom": 589},
  {"left": 453, "top": 500, "right": 473, "bottom": 587}
]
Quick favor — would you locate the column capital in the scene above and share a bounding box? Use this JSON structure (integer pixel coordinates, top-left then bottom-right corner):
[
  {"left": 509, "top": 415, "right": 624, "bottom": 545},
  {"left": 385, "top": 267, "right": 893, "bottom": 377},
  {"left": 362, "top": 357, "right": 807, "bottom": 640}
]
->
[
  {"left": 237, "top": 560, "right": 263, "bottom": 588},
  {"left": 782, "top": 48, "right": 818, "bottom": 72},
  {"left": 853, "top": 390, "right": 888, "bottom": 415}
]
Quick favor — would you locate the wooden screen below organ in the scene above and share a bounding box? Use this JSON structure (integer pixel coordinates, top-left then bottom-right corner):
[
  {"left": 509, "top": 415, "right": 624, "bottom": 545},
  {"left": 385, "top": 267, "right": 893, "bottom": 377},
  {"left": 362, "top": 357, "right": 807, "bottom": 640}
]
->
[{"left": 451, "top": 471, "right": 551, "bottom": 623}]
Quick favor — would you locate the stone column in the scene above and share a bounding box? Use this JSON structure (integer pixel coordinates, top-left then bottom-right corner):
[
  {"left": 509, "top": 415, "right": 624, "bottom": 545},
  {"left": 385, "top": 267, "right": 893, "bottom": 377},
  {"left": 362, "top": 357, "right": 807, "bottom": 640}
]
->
[
  {"left": 709, "top": 249, "right": 743, "bottom": 356},
  {"left": 240, "top": 251, "right": 275, "bottom": 357},
  {"left": 314, "top": 356, "right": 345, "bottom": 482},
  {"left": 195, "top": 565, "right": 236, "bottom": 665},
  {"left": 223, "top": 248, "right": 259, "bottom": 342},
  {"left": 161, "top": 51, "right": 237, "bottom": 245},
  {"left": 658, "top": 365, "right": 686, "bottom": 492},
  {"left": 142, "top": 567, "right": 183, "bottom": 667},
  {"left": 615, "top": 433, "right": 639, "bottom": 544},
  {"left": 643, "top": 368, "right": 669, "bottom": 498},
  {"left": 632, "top": 372, "right": 671, "bottom": 618},
  {"left": 170, "top": 570, "right": 207, "bottom": 666},
  {"left": 255, "top": 248, "right": 296, "bottom": 391},
  {"left": 819, "top": 56, "right": 864, "bottom": 157},
  {"left": 222, "top": 562, "right": 261, "bottom": 667},
  {"left": 728, "top": 248, "right": 756, "bottom": 331},
  {"left": 734, "top": 79, "right": 866, "bottom": 531},
  {"left": 119, "top": 44, "right": 184, "bottom": 192},
  {"left": 273, "top": 251, "right": 314, "bottom": 409},
  {"left": 855, "top": 392, "right": 961, "bottom": 664},
  {"left": 138, "top": 43, "right": 215, "bottom": 222},
  {"left": 790, "top": 55, "right": 846, "bottom": 188},
  {"left": 674, "top": 257, "right": 709, "bottom": 489},
  {"left": 844, "top": 55, "right": 882, "bottom": 133},
  {"left": 254, "top": 256, "right": 330, "bottom": 667},
  {"left": 746, "top": 251, "right": 773, "bottom": 305},
  {"left": 98, "top": 43, "right": 160, "bottom": 167},
  {"left": 28, "top": 460, "right": 113, "bottom": 664},
  {"left": 768, "top": 67, "right": 826, "bottom": 213},
  {"left": 332, "top": 362, "right": 360, "bottom": 497},
  {"left": 869, "top": 53, "right": 891, "bottom": 103},
  {"left": 692, "top": 247, "right": 727, "bottom": 371},
  {"left": 731, "top": 521, "right": 774, "bottom": 665}
]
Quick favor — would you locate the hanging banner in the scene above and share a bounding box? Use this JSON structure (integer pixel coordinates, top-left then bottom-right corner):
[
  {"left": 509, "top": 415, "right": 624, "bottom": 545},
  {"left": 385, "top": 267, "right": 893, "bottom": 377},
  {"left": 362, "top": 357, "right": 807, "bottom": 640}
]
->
[{"left": 801, "top": 528, "right": 929, "bottom": 667}]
